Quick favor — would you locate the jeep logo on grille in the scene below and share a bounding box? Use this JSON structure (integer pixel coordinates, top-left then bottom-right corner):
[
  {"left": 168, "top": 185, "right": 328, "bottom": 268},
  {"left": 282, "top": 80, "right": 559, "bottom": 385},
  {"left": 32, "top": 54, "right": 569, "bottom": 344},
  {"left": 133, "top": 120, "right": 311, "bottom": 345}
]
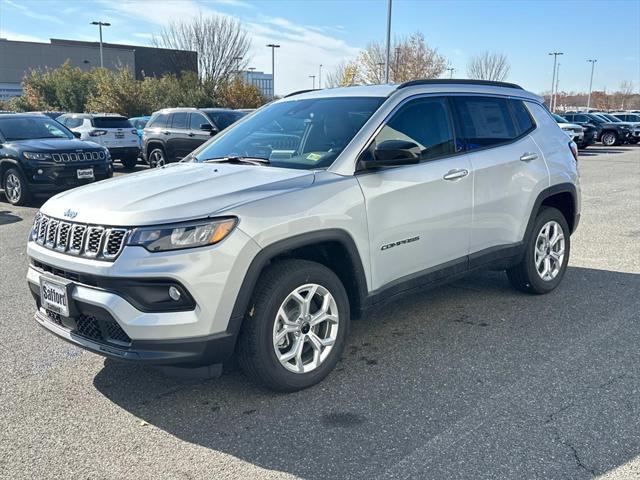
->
[{"left": 63, "top": 209, "right": 78, "bottom": 219}]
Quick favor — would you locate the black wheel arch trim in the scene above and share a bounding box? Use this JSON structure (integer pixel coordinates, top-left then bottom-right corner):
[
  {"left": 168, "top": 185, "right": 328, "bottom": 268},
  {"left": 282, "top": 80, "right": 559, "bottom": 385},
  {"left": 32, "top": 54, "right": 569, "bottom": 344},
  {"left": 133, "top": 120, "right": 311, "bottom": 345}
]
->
[
  {"left": 0, "top": 158, "right": 27, "bottom": 179},
  {"left": 228, "top": 228, "right": 369, "bottom": 336},
  {"left": 524, "top": 183, "right": 579, "bottom": 239}
]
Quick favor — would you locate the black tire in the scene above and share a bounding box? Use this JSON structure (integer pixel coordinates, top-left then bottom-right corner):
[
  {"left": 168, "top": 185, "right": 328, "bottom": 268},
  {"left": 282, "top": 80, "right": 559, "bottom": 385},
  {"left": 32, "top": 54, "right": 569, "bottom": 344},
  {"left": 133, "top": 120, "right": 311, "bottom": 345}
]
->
[
  {"left": 121, "top": 155, "right": 138, "bottom": 170},
  {"left": 507, "top": 207, "right": 570, "bottom": 294},
  {"left": 601, "top": 131, "right": 619, "bottom": 147},
  {"left": 148, "top": 147, "right": 166, "bottom": 168},
  {"left": 2, "top": 167, "right": 31, "bottom": 206},
  {"left": 237, "top": 259, "right": 350, "bottom": 392}
]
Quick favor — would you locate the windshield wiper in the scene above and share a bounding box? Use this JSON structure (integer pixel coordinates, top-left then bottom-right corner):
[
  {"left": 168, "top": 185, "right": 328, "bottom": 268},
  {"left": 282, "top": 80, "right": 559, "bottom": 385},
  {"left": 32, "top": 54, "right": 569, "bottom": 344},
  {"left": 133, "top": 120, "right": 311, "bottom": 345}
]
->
[{"left": 202, "top": 156, "right": 270, "bottom": 165}]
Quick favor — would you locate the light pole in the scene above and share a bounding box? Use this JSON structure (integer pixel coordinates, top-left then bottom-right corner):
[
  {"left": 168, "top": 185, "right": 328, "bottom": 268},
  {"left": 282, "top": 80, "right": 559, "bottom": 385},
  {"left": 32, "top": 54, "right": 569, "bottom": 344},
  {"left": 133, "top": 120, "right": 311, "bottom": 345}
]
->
[
  {"left": 309, "top": 75, "right": 316, "bottom": 89},
  {"left": 384, "top": 0, "right": 392, "bottom": 83},
  {"left": 554, "top": 63, "right": 561, "bottom": 112},
  {"left": 377, "top": 62, "right": 384, "bottom": 83},
  {"left": 248, "top": 67, "right": 256, "bottom": 86},
  {"left": 548, "top": 52, "right": 563, "bottom": 110},
  {"left": 233, "top": 56, "right": 243, "bottom": 75},
  {"left": 446, "top": 67, "right": 455, "bottom": 79},
  {"left": 266, "top": 44, "right": 280, "bottom": 98},
  {"left": 318, "top": 64, "right": 323, "bottom": 89},
  {"left": 90, "top": 21, "right": 111, "bottom": 68},
  {"left": 586, "top": 59, "right": 597, "bottom": 111}
]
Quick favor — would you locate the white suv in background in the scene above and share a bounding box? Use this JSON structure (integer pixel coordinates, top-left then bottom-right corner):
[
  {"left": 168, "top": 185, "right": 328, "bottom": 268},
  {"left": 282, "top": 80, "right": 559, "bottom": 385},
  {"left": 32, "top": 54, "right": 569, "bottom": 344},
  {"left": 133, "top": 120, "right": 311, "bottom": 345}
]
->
[
  {"left": 27, "top": 80, "right": 580, "bottom": 391},
  {"left": 57, "top": 113, "right": 140, "bottom": 169}
]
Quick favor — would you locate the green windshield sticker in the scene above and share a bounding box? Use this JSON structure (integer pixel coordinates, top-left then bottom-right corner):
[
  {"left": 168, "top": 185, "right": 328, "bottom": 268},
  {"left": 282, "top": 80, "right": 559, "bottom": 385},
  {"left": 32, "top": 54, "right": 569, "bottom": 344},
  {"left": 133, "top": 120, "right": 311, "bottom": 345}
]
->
[{"left": 306, "top": 153, "right": 323, "bottom": 162}]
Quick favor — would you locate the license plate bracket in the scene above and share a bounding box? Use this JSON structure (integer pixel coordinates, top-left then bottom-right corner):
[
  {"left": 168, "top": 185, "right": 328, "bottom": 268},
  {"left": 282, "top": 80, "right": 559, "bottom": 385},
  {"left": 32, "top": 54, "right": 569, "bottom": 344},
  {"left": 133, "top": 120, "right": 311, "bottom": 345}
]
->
[
  {"left": 77, "top": 168, "right": 94, "bottom": 180},
  {"left": 40, "top": 276, "right": 74, "bottom": 317}
]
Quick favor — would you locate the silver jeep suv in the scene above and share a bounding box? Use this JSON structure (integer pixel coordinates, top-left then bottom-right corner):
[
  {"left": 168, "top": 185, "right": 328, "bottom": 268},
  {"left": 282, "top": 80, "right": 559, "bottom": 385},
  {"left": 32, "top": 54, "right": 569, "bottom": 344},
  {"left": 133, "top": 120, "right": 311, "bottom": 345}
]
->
[{"left": 26, "top": 80, "right": 581, "bottom": 391}]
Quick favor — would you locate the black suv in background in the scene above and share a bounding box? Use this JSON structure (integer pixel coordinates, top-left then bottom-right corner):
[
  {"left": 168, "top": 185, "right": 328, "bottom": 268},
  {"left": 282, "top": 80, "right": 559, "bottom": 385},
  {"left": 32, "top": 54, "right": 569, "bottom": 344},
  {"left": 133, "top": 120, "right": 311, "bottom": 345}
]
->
[
  {"left": 0, "top": 114, "right": 112, "bottom": 205},
  {"left": 142, "top": 108, "right": 247, "bottom": 167},
  {"left": 562, "top": 113, "right": 632, "bottom": 146}
]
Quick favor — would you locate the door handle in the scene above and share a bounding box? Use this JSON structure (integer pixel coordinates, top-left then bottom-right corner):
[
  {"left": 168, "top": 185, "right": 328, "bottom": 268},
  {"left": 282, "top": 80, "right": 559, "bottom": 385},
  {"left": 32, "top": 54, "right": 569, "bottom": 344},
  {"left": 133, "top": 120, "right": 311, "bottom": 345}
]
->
[
  {"left": 187, "top": 133, "right": 195, "bottom": 137},
  {"left": 520, "top": 152, "right": 538, "bottom": 162},
  {"left": 162, "top": 131, "right": 171, "bottom": 135},
  {"left": 443, "top": 169, "right": 469, "bottom": 181}
]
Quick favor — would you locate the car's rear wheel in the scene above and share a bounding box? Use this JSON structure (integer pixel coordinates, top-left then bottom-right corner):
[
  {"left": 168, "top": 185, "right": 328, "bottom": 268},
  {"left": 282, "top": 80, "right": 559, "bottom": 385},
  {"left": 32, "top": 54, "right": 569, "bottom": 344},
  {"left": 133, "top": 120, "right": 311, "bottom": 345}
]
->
[
  {"left": 148, "top": 148, "right": 166, "bottom": 168},
  {"left": 237, "top": 259, "right": 350, "bottom": 392},
  {"left": 507, "top": 207, "right": 570, "bottom": 294},
  {"left": 2, "top": 168, "right": 31, "bottom": 206},
  {"left": 601, "top": 131, "right": 618, "bottom": 146},
  {"left": 121, "top": 155, "right": 138, "bottom": 170}
]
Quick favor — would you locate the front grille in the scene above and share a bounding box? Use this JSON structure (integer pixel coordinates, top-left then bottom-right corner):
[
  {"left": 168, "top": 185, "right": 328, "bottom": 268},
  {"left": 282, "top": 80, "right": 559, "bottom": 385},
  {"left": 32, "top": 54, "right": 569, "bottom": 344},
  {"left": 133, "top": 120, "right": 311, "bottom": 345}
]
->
[
  {"left": 32, "top": 214, "right": 129, "bottom": 261},
  {"left": 52, "top": 150, "right": 106, "bottom": 163},
  {"left": 45, "top": 309, "right": 131, "bottom": 346}
]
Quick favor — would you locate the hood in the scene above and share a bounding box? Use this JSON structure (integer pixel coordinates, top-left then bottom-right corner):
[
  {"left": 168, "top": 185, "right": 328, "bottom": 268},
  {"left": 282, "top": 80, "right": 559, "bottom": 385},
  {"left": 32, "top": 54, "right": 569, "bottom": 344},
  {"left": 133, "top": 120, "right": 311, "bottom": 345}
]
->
[
  {"left": 9, "top": 138, "right": 103, "bottom": 151},
  {"left": 41, "top": 162, "right": 315, "bottom": 226}
]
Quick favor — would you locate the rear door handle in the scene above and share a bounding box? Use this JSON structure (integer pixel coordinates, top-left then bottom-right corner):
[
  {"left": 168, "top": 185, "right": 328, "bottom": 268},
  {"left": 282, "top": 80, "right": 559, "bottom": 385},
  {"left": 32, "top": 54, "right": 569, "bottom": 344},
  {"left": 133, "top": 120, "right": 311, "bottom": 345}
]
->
[
  {"left": 162, "top": 131, "right": 171, "bottom": 135},
  {"left": 443, "top": 169, "right": 469, "bottom": 181},
  {"left": 520, "top": 152, "right": 538, "bottom": 162},
  {"left": 187, "top": 133, "right": 195, "bottom": 137}
]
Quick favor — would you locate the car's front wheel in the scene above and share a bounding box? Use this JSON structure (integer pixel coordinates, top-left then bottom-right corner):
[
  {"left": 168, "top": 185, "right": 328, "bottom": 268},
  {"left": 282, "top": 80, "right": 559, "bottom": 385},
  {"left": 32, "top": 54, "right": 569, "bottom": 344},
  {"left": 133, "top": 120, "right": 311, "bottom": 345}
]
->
[
  {"left": 601, "top": 131, "right": 619, "bottom": 146},
  {"left": 237, "top": 259, "right": 350, "bottom": 391},
  {"left": 2, "top": 168, "right": 31, "bottom": 206},
  {"left": 507, "top": 207, "right": 570, "bottom": 294},
  {"left": 148, "top": 148, "right": 166, "bottom": 168}
]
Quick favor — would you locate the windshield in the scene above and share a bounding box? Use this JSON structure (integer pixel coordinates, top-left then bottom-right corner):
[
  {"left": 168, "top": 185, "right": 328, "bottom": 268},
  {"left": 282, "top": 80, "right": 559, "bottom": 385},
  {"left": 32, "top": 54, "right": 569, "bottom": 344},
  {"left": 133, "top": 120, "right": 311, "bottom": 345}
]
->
[
  {"left": 0, "top": 116, "right": 73, "bottom": 141},
  {"left": 553, "top": 114, "right": 568, "bottom": 123},
  {"left": 587, "top": 114, "right": 605, "bottom": 124},
  {"left": 204, "top": 110, "right": 247, "bottom": 130},
  {"left": 194, "top": 97, "right": 385, "bottom": 170},
  {"left": 602, "top": 114, "right": 621, "bottom": 122}
]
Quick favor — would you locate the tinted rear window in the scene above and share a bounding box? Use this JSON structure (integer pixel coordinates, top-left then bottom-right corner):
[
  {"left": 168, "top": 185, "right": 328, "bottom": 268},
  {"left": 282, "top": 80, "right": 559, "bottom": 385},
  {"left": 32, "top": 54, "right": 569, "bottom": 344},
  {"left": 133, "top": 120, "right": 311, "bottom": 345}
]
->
[
  {"left": 511, "top": 100, "right": 535, "bottom": 135},
  {"left": 452, "top": 96, "right": 517, "bottom": 149},
  {"left": 92, "top": 117, "right": 132, "bottom": 128},
  {"left": 171, "top": 112, "right": 188, "bottom": 129}
]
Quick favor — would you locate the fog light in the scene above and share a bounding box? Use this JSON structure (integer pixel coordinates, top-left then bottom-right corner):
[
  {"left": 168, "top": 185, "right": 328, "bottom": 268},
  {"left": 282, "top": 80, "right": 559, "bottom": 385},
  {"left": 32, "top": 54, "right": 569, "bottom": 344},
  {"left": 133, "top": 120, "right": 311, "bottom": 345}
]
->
[
  {"left": 37, "top": 169, "right": 43, "bottom": 174},
  {"left": 168, "top": 286, "right": 181, "bottom": 301}
]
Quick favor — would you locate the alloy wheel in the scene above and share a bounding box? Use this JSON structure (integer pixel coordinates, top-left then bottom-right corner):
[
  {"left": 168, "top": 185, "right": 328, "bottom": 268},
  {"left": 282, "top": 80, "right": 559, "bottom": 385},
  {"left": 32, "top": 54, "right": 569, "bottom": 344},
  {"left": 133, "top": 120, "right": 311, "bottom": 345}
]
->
[
  {"left": 534, "top": 220, "right": 565, "bottom": 281},
  {"left": 602, "top": 133, "right": 616, "bottom": 146},
  {"left": 151, "top": 150, "right": 165, "bottom": 168},
  {"left": 5, "top": 173, "right": 22, "bottom": 203},
  {"left": 272, "top": 283, "right": 339, "bottom": 374}
]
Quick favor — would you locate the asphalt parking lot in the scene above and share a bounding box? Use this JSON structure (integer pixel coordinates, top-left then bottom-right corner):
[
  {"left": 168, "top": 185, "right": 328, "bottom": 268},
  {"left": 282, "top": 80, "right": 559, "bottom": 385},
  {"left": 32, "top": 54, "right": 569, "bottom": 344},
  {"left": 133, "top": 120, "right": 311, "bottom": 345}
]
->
[{"left": 1, "top": 145, "right": 639, "bottom": 480}]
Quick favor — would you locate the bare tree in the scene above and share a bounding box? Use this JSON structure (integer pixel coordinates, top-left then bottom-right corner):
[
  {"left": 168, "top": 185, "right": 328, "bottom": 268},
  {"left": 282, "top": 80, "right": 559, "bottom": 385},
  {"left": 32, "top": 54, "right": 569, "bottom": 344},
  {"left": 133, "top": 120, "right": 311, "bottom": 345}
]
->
[
  {"left": 153, "top": 13, "right": 251, "bottom": 90},
  {"left": 324, "top": 61, "right": 360, "bottom": 88},
  {"left": 616, "top": 80, "right": 634, "bottom": 109},
  {"left": 358, "top": 32, "right": 447, "bottom": 84},
  {"left": 467, "top": 51, "right": 510, "bottom": 81}
]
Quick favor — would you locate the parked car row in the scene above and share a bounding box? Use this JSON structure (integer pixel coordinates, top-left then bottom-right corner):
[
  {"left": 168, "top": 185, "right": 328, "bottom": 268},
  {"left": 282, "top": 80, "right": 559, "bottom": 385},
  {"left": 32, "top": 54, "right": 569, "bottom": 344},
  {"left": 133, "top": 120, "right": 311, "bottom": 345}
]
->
[{"left": 553, "top": 111, "right": 639, "bottom": 147}]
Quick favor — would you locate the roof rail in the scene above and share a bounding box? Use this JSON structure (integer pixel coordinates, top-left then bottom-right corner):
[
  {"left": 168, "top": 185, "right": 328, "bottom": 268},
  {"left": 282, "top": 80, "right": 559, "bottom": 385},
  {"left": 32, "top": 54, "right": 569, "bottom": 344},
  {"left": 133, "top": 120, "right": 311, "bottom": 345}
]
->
[
  {"left": 284, "top": 89, "right": 317, "bottom": 98},
  {"left": 397, "top": 79, "right": 523, "bottom": 90}
]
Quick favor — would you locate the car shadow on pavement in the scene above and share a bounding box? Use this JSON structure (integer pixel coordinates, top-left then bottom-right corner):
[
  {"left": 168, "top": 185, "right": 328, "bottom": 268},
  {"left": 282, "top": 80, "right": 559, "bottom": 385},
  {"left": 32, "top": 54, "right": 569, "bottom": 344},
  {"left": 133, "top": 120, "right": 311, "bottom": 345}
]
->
[
  {"left": 93, "top": 266, "right": 640, "bottom": 479},
  {"left": 579, "top": 148, "right": 627, "bottom": 156},
  {"left": 0, "top": 210, "right": 22, "bottom": 225}
]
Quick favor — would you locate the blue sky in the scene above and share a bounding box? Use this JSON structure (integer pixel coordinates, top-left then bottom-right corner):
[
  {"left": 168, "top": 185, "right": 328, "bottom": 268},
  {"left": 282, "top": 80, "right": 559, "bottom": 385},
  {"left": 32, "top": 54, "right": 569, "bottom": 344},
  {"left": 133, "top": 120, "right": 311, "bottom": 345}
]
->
[{"left": 1, "top": 0, "right": 638, "bottom": 96}]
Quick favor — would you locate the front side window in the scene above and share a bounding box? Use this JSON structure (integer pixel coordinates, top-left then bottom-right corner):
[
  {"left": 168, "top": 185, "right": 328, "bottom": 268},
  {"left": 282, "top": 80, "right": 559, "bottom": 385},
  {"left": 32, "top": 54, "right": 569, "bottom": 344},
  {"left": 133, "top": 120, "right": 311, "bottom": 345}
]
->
[
  {"left": 373, "top": 97, "right": 455, "bottom": 160},
  {"left": 189, "top": 113, "right": 209, "bottom": 130},
  {"left": 0, "top": 116, "right": 73, "bottom": 141},
  {"left": 194, "top": 96, "right": 385, "bottom": 170},
  {"left": 148, "top": 113, "right": 169, "bottom": 129},
  {"left": 453, "top": 96, "right": 517, "bottom": 149}
]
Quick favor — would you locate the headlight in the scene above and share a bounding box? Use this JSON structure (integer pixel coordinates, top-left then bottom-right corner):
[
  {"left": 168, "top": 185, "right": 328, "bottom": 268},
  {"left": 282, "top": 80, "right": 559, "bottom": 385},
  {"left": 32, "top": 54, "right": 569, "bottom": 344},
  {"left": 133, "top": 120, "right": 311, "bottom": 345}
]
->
[
  {"left": 128, "top": 218, "right": 237, "bottom": 252},
  {"left": 23, "top": 152, "right": 53, "bottom": 161}
]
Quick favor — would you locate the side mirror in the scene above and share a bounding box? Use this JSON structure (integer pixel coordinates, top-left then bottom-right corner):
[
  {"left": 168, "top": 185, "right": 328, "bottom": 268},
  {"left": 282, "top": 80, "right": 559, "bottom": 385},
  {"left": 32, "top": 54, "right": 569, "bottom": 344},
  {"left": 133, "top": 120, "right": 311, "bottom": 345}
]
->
[
  {"left": 360, "top": 140, "right": 421, "bottom": 169},
  {"left": 73, "top": 131, "right": 81, "bottom": 139},
  {"left": 200, "top": 123, "right": 218, "bottom": 136}
]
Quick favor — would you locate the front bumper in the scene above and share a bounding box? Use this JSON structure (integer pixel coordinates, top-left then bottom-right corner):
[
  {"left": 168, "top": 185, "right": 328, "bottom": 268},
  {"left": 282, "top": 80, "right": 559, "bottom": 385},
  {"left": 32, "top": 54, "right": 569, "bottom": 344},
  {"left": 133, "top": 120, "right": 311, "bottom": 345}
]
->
[
  {"left": 26, "top": 228, "right": 261, "bottom": 365},
  {"left": 24, "top": 161, "right": 113, "bottom": 193}
]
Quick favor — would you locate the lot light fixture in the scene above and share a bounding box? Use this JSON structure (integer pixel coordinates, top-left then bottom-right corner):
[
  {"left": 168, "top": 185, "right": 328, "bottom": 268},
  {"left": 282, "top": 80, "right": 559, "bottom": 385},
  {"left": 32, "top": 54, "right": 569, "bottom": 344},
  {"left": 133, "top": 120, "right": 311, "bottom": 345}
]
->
[
  {"left": 586, "top": 59, "right": 597, "bottom": 111},
  {"left": 90, "top": 21, "right": 111, "bottom": 68},
  {"left": 266, "top": 44, "right": 280, "bottom": 98}
]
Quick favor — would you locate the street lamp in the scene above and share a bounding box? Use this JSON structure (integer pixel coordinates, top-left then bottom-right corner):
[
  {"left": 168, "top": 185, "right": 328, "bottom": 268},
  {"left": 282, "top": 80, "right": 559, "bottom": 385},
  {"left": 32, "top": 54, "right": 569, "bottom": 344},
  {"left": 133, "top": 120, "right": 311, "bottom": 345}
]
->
[
  {"left": 318, "top": 64, "right": 323, "bottom": 89},
  {"left": 266, "top": 44, "right": 280, "bottom": 98},
  {"left": 548, "top": 52, "right": 563, "bottom": 111},
  {"left": 377, "top": 62, "right": 384, "bottom": 83},
  {"left": 309, "top": 75, "right": 316, "bottom": 89},
  {"left": 90, "top": 21, "right": 111, "bottom": 68},
  {"left": 554, "top": 63, "right": 561, "bottom": 112},
  {"left": 446, "top": 67, "right": 455, "bottom": 79},
  {"left": 384, "top": 0, "right": 392, "bottom": 83},
  {"left": 586, "top": 59, "right": 597, "bottom": 111},
  {"left": 233, "top": 56, "right": 243, "bottom": 75}
]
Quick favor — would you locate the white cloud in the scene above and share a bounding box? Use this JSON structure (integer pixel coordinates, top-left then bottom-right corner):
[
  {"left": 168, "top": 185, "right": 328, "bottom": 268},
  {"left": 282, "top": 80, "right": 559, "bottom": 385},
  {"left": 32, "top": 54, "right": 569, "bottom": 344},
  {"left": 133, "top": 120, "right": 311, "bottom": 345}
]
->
[
  {"left": 3, "top": 0, "right": 64, "bottom": 24},
  {"left": 0, "top": 30, "right": 46, "bottom": 43}
]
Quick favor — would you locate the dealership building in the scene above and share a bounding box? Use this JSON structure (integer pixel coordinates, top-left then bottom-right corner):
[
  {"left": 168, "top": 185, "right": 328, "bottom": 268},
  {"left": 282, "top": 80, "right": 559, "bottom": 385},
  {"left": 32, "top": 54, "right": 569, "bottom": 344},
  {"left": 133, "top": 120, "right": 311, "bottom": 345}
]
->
[
  {"left": 0, "top": 38, "right": 197, "bottom": 101},
  {"left": 241, "top": 70, "right": 274, "bottom": 99}
]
